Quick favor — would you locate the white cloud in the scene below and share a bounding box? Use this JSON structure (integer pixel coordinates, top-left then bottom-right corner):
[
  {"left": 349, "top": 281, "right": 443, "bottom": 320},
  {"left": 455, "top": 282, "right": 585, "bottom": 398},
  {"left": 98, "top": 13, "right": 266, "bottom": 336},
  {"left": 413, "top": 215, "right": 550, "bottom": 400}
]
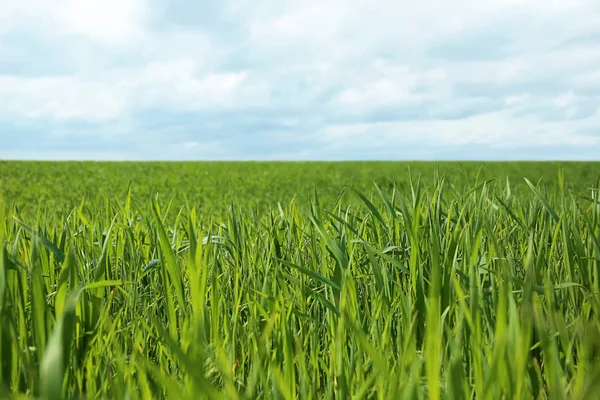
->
[
  {"left": 57, "top": 0, "right": 147, "bottom": 46},
  {"left": 0, "top": 149, "right": 135, "bottom": 161},
  {"left": 250, "top": 5, "right": 347, "bottom": 42},
  {"left": 0, "top": 0, "right": 599, "bottom": 159},
  {"left": 0, "top": 58, "right": 270, "bottom": 120},
  {"left": 333, "top": 65, "right": 447, "bottom": 107},
  {"left": 1, "top": 0, "right": 148, "bottom": 45},
  {"left": 182, "top": 141, "right": 202, "bottom": 149},
  {"left": 178, "top": 140, "right": 223, "bottom": 153},
  {"left": 554, "top": 92, "right": 577, "bottom": 108},
  {"left": 0, "top": 75, "right": 128, "bottom": 120},
  {"left": 129, "top": 59, "right": 269, "bottom": 110},
  {"left": 317, "top": 111, "right": 599, "bottom": 157},
  {"left": 504, "top": 94, "right": 530, "bottom": 106}
]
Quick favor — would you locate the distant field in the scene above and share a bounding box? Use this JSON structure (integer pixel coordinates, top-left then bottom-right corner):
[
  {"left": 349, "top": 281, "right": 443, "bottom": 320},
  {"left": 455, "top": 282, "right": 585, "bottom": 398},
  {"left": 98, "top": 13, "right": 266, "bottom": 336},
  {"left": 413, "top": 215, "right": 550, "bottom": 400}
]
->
[
  {"left": 1, "top": 161, "right": 600, "bottom": 399},
  {"left": 1, "top": 161, "right": 598, "bottom": 216}
]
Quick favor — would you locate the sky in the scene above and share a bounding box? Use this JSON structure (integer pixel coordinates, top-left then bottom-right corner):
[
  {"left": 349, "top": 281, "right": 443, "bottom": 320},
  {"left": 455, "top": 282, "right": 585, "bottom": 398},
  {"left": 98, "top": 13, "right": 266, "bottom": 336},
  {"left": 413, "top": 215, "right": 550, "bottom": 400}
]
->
[{"left": 0, "top": 0, "right": 599, "bottom": 160}]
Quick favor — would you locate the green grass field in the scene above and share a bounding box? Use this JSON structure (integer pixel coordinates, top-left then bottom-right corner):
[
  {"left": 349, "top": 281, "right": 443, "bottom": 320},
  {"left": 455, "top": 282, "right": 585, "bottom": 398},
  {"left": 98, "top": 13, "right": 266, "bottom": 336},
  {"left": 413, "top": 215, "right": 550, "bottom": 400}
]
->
[
  {"left": 1, "top": 161, "right": 598, "bottom": 218},
  {"left": 1, "top": 161, "right": 600, "bottom": 399}
]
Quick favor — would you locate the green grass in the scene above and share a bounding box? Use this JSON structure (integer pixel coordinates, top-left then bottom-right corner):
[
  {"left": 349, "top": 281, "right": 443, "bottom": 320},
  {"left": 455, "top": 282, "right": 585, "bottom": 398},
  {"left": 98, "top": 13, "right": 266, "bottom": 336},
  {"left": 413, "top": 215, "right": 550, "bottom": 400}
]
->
[
  {"left": 1, "top": 161, "right": 600, "bottom": 399},
  {"left": 1, "top": 161, "right": 598, "bottom": 218}
]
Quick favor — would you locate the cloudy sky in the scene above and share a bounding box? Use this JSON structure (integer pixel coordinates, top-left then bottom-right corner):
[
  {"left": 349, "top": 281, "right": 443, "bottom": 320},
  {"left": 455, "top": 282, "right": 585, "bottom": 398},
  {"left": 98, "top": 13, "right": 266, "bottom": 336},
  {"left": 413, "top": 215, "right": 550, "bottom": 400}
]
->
[{"left": 0, "top": 0, "right": 599, "bottom": 160}]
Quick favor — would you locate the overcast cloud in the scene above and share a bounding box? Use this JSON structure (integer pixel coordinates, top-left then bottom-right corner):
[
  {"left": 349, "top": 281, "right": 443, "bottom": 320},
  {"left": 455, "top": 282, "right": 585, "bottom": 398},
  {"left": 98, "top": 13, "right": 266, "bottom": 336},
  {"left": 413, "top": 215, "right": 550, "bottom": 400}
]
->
[{"left": 0, "top": 0, "right": 599, "bottom": 160}]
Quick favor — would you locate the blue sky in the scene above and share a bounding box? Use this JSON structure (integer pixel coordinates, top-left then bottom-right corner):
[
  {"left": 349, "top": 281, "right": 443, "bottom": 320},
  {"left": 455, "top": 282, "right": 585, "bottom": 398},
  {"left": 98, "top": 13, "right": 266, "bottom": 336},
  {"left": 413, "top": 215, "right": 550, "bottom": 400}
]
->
[{"left": 0, "top": 0, "right": 599, "bottom": 160}]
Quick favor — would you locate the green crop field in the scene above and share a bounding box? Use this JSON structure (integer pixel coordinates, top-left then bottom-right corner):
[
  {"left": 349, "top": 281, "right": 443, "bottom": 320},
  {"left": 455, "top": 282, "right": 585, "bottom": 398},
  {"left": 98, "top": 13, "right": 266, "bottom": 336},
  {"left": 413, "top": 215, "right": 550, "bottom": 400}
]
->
[
  {"left": 1, "top": 161, "right": 600, "bottom": 399},
  {"left": 1, "top": 161, "right": 599, "bottom": 218}
]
